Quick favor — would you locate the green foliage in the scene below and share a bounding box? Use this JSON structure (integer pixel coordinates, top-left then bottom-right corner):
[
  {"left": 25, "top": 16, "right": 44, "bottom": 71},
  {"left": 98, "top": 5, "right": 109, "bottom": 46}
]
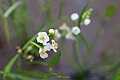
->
[
  {"left": 17, "top": 71, "right": 70, "bottom": 79},
  {"left": 81, "top": 8, "right": 93, "bottom": 20},
  {"left": 104, "top": 5, "right": 116, "bottom": 18},
  {"left": 3, "top": 53, "right": 20, "bottom": 80},
  {"left": 1, "top": 71, "right": 41, "bottom": 80},
  {"left": 94, "top": 61, "right": 120, "bottom": 72},
  {"left": 2, "top": 0, "right": 23, "bottom": 41},
  {"left": 78, "top": 0, "right": 93, "bottom": 27},
  {"left": 112, "top": 67, "right": 120, "bottom": 80},
  {"left": 48, "top": 51, "right": 61, "bottom": 68},
  {"left": 79, "top": 33, "right": 91, "bottom": 54}
]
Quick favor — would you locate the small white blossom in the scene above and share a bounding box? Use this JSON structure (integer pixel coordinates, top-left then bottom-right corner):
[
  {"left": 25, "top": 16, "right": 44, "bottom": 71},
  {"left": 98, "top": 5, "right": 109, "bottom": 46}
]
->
[
  {"left": 36, "top": 32, "right": 49, "bottom": 45},
  {"left": 51, "top": 40, "right": 59, "bottom": 52},
  {"left": 84, "top": 18, "right": 91, "bottom": 25},
  {"left": 54, "top": 29, "right": 61, "bottom": 40},
  {"left": 70, "top": 13, "right": 79, "bottom": 21},
  {"left": 59, "top": 23, "right": 70, "bottom": 31},
  {"left": 44, "top": 43, "right": 52, "bottom": 51},
  {"left": 65, "top": 32, "right": 75, "bottom": 40},
  {"left": 49, "top": 29, "right": 55, "bottom": 34},
  {"left": 39, "top": 48, "right": 48, "bottom": 59},
  {"left": 72, "top": 26, "right": 81, "bottom": 35}
]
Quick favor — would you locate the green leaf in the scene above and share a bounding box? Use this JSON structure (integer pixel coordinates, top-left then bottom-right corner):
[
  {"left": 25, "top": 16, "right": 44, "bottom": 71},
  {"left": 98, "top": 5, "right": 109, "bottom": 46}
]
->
[
  {"left": 79, "top": 33, "right": 91, "bottom": 53},
  {"left": 27, "top": 61, "right": 48, "bottom": 66},
  {"left": 3, "top": 1, "right": 22, "bottom": 18},
  {"left": 48, "top": 51, "right": 61, "bottom": 68},
  {"left": 3, "top": 53, "right": 20, "bottom": 79},
  {"left": 0, "top": 71, "right": 41, "bottom": 80},
  {"left": 104, "top": 5, "right": 116, "bottom": 18},
  {"left": 112, "top": 67, "right": 120, "bottom": 80},
  {"left": 94, "top": 61, "right": 120, "bottom": 72},
  {"left": 16, "top": 71, "right": 70, "bottom": 79}
]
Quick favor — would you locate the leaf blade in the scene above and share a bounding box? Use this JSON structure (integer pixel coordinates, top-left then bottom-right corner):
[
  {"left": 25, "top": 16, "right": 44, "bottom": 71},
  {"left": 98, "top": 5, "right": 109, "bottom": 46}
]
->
[{"left": 48, "top": 51, "right": 61, "bottom": 68}]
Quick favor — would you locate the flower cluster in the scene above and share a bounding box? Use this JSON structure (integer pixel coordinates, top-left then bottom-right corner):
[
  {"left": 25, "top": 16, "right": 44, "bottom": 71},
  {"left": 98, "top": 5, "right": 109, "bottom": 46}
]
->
[
  {"left": 59, "top": 23, "right": 81, "bottom": 40},
  {"left": 36, "top": 30, "right": 59, "bottom": 59},
  {"left": 53, "top": 9, "right": 92, "bottom": 41},
  {"left": 81, "top": 8, "right": 93, "bottom": 25}
]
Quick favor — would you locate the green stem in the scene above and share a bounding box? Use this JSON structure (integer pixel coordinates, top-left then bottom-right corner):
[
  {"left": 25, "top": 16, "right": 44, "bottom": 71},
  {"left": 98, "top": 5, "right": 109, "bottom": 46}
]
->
[
  {"left": 58, "top": 0, "right": 63, "bottom": 20},
  {"left": 75, "top": 37, "right": 85, "bottom": 70},
  {"left": 30, "top": 42, "right": 42, "bottom": 48},
  {"left": 3, "top": 1, "right": 22, "bottom": 18},
  {"left": 61, "top": 39, "right": 80, "bottom": 71},
  {"left": 79, "top": 33, "right": 91, "bottom": 55},
  {"left": 3, "top": 52, "right": 20, "bottom": 80},
  {"left": 3, "top": 27, "right": 46, "bottom": 79},
  {"left": 3, "top": 18, "right": 10, "bottom": 41},
  {"left": 22, "top": 26, "right": 46, "bottom": 50}
]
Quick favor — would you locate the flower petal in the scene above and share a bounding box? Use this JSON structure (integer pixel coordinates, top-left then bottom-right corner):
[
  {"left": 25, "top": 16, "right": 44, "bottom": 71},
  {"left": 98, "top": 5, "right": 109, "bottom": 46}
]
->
[{"left": 40, "top": 53, "right": 48, "bottom": 59}]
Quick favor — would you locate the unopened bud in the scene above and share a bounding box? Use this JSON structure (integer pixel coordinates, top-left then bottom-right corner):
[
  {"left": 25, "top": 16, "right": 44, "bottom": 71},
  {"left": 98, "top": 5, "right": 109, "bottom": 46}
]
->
[{"left": 49, "top": 29, "right": 55, "bottom": 34}]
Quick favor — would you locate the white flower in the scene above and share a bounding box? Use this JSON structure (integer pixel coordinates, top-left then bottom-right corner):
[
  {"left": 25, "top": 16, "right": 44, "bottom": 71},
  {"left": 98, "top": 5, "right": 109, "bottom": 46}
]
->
[
  {"left": 59, "top": 23, "right": 70, "bottom": 31},
  {"left": 36, "top": 32, "right": 49, "bottom": 45},
  {"left": 65, "top": 32, "right": 75, "bottom": 40},
  {"left": 72, "top": 26, "right": 81, "bottom": 35},
  {"left": 84, "top": 18, "right": 91, "bottom": 25},
  {"left": 54, "top": 29, "right": 61, "bottom": 40},
  {"left": 49, "top": 29, "right": 55, "bottom": 34},
  {"left": 70, "top": 13, "right": 79, "bottom": 21},
  {"left": 44, "top": 43, "right": 52, "bottom": 51},
  {"left": 39, "top": 48, "right": 48, "bottom": 59},
  {"left": 51, "top": 40, "right": 58, "bottom": 52}
]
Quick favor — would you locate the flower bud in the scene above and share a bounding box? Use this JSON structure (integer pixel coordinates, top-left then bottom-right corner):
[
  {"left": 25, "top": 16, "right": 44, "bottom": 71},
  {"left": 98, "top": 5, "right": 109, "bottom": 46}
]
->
[
  {"left": 84, "top": 19, "right": 91, "bottom": 25},
  {"left": 71, "top": 13, "right": 79, "bottom": 21},
  {"left": 49, "top": 29, "right": 55, "bottom": 34}
]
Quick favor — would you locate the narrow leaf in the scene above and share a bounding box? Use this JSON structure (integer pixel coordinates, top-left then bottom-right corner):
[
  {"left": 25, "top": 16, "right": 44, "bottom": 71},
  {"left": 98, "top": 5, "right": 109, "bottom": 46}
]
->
[
  {"left": 48, "top": 51, "right": 61, "bottom": 68},
  {"left": 0, "top": 71, "right": 41, "bottom": 80},
  {"left": 112, "top": 67, "right": 120, "bottom": 80},
  {"left": 3, "top": 53, "right": 20, "bottom": 79},
  {"left": 79, "top": 33, "right": 91, "bottom": 53},
  {"left": 17, "top": 71, "right": 70, "bottom": 79}
]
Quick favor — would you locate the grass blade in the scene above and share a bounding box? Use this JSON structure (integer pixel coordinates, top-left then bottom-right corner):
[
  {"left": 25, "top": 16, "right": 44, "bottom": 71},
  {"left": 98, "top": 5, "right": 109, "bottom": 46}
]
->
[
  {"left": 3, "top": 53, "right": 20, "bottom": 80},
  {"left": 17, "top": 71, "right": 70, "bottom": 79},
  {"left": 48, "top": 51, "right": 61, "bottom": 68}
]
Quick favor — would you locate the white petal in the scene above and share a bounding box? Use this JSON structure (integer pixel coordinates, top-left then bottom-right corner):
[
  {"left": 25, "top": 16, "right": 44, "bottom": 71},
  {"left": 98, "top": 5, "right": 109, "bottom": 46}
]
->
[
  {"left": 39, "top": 48, "right": 42, "bottom": 54},
  {"left": 84, "top": 19, "right": 91, "bottom": 25},
  {"left": 65, "top": 32, "right": 75, "bottom": 40},
  {"left": 36, "top": 36, "right": 40, "bottom": 42},
  {"left": 53, "top": 48, "right": 57, "bottom": 52},
  {"left": 40, "top": 53, "right": 48, "bottom": 59},
  {"left": 44, "top": 43, "right": 52, "bottom": 51},
  {"left": 44, "top": 36, "right": 49, "bottom": 42},
  {"left": 71, "top": 13, "right": 79, "bottom": 21},
  {"left": 51, "top": 40, "right": 55, "bottom": 45},
  {"left": 38, "top": 32, "right": 47, "bottom": 36},
  {"left": 72, "top": 26, "right": 81, "bottom": 35}
]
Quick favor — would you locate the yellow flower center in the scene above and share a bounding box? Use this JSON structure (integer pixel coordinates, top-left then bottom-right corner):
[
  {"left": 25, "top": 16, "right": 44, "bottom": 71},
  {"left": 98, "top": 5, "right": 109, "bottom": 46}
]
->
[
  {"left": 63, "top": 23, "right": 67, "bottom": 27},
  {"left": 54, "top": 43, "right": 58, "bottom": 48},
  {"left": 54, "top": 33, "right": 57, "bottom": 37},
  {"left": 40, "top": 36, "right": 45, "bottom": 41},
  {"left": 41, "top": 49, "right": 46, "bottom": 54}
]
